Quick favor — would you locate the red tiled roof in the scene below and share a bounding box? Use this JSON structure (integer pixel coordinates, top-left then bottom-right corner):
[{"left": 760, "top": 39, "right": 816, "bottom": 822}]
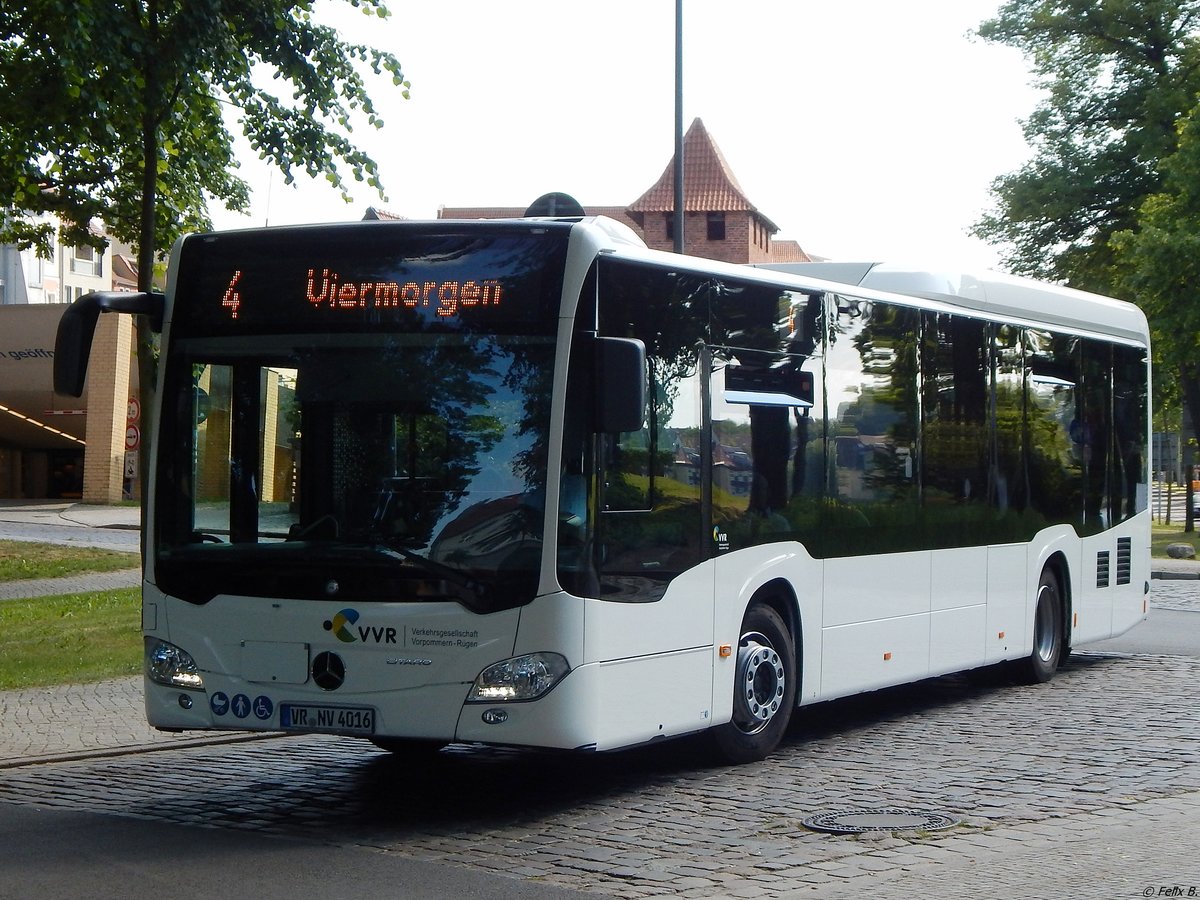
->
[
  {"left": 437, "top": 206, "right": 524, "bottom": 219},
  {"left": 363, "top": 207, "right": 406, "bottom": 220},
  {"left": 768, "top": 240, "right": 811, "bottom": 263},
  {"left": 629, "top": 118, "right": 777, "bottom": 230},
  {"left": 112, "top": 254, "right": 138, "bottom": 276}
]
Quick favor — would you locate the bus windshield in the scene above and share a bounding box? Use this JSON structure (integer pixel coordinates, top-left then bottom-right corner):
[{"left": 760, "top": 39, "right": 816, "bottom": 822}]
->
[{"left": 152, "top": 225, "right": 568, "bottom": 611}]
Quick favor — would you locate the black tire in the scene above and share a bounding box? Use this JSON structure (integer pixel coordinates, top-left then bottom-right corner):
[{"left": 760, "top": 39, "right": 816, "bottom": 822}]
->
[
  {"left": 710, "top": 603, "right": 797, "bottom": 764},
  {"left": 1015, "top": 567, "right": 1063, "bottom": 684}
]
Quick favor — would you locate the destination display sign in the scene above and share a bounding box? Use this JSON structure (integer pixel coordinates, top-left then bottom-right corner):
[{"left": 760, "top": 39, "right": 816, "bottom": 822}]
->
[
  {"left": 218, "top": 269, "right": 507, "bottom": 321},
  {"left": 170, "top": 225, "right": 570, "bottom": 338}
]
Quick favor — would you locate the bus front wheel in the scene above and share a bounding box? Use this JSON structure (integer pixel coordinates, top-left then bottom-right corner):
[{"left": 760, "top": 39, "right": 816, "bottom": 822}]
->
[
  {"left": 710, "top": 603, "right": 797, "bottom": 764},
  {"left": 1015, "top": 568, "right": 1063, "bottom": 684}
]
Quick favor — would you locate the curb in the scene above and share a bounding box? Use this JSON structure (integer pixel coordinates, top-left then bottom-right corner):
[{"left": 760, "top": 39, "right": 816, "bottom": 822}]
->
[
  {"left": 0, "top": 731, "right": 284, "bottom": 770},
  {"left": 1152, "top": 569, "right": 1200, "bottom": 580}
]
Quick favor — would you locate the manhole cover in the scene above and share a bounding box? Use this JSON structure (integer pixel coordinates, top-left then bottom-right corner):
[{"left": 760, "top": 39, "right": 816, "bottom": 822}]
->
[{"left": 802, "top": 808, "right": 960, "bottom": 835}]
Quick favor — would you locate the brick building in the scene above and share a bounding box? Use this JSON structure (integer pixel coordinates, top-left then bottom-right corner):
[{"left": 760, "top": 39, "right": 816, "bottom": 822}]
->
[{"left": 438, "top": 118, "right": 810, "bottom": 265}]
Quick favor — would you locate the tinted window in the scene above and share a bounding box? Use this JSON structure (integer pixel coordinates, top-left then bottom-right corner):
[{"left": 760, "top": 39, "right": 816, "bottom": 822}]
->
[
  {"left": 558, "top": 258, "right": 1149, "bottom": 593},
  {"left": 921, "top": 312, "right": 991, "bottom": 547},
  {"left": 822, "top": 297, "right": 921, "bottom": 555},
  {"left": 592, "top": 263, "right": 709, "bottom": 601}
]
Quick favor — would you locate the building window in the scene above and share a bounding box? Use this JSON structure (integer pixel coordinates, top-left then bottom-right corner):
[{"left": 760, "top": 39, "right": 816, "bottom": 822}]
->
[
  {"left": 706, "top": 212, "right": 726, "bottom": 241},
  {"left": 664, "top": 213, "right": 675, "bottom": 241},
  {"left": 70, "top": 245, "right": 103, "bottom": 278}
]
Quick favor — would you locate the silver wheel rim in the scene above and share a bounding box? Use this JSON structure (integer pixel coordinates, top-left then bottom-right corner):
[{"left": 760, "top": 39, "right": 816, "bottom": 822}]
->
[
  {"left": 732, "top": 631, "right": 786, "bottom": 735},
  {"left": 1034, "top": 584, "right": 1058, "bottom": 663}
]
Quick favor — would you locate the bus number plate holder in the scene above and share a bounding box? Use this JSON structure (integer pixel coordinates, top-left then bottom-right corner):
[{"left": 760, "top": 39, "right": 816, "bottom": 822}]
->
[{"left": 279, "top": 703, "right": 376, "bottom": 736}]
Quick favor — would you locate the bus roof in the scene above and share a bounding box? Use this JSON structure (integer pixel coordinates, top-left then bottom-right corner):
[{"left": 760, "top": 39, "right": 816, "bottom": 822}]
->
[
  {"left": 752, "top": 261, "right": 1151, "bottom": 347},
  {"left": 556, "top": 218, "right": 1147, "bottom": 347}
]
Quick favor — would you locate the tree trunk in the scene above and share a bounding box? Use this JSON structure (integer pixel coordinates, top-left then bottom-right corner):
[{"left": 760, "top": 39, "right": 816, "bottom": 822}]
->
[{"left": 133, "top": 3, "right": 161, "bottom": 560}]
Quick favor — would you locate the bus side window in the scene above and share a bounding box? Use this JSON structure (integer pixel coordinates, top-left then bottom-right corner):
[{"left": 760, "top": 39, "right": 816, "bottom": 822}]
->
[
  {"left": 597, "top": 359, "right": 705, "bottom": 596},
  {"left": 822, "top": 297, "right": 921, "bottom": 555},
  {"left": 594, "top": 259, "right": 708, "bottom": 600},
  {"left": 602, "top": 423, "right": 654, "bottom": 513}
]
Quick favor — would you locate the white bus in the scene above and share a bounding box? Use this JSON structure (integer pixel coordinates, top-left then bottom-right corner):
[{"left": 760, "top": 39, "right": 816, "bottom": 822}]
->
[{"left": 55, "top": 214, "right": 1150, "bottom": 763}]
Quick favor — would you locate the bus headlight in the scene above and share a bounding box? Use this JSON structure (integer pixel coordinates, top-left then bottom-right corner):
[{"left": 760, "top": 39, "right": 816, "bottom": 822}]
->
[
  {"left": 145, "top": 638, "right": 205, "bottom": 691},
  {"left": 467, "top": 652, "right": 569, "bottom": 702}
]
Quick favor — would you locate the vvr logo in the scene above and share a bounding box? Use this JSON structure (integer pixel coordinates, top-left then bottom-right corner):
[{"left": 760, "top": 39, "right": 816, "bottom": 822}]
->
[
  {"left": 322, "top": 608, "right": 398, "bottom": 644},
  {"left": 323, "top": 608, "right": 360, "bottom": 642}
]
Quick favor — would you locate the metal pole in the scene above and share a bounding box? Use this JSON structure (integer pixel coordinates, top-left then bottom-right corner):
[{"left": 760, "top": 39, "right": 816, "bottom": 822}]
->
[{"left": 673, "top": 0, "right": 684, "bottom": 254}]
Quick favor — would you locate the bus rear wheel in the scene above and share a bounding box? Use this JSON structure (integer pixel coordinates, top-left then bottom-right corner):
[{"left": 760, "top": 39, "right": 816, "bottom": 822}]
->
[
  {"left": 710, "top": 603, "right": 797, "bottom": 764},
  {"left": 1015, "top": 568, "right": 1063, "bottom": 684}
]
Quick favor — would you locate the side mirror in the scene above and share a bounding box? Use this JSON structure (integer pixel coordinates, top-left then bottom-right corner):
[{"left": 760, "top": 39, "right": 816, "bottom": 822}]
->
[
  {"left": 54, "top": 291, "right": 164, "bottom": 397},
  {"left": 595, "top": 336, "right": 646, "bottom": 433}
]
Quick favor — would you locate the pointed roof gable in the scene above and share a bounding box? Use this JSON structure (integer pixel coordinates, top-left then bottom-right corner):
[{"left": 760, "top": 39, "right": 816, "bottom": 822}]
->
[{"left": 629, "top": 118, "right": 776, "bottom": 228}]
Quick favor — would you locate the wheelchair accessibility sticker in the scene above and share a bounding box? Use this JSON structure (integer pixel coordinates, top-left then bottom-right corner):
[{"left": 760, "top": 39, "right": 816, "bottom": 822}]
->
[{"left": 210, "top": 691, "right": 273, "bottom": 721}]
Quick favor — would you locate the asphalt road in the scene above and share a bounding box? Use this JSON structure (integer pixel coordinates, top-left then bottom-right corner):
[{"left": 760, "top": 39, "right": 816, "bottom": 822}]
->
[
  {"left": 1083, "top": 606, "right": 1200, "bottom": 656},
  {"left": 0, "top": 803, "right": 590, "bottom": 900}
]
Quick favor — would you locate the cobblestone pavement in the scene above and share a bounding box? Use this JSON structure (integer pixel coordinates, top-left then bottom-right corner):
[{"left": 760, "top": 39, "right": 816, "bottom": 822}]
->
[
  {"left": 1, "top": 535, "right": 1198, "bottom": 897},
  {"left": 3, "top": 650, "right": 1199, "bottom": 896},
  {"left": 0, "top": 678, "right": 276, "bottom": 766},
  {"left": 1147, "top": 574, "right": 1200, "bottom": 611}
]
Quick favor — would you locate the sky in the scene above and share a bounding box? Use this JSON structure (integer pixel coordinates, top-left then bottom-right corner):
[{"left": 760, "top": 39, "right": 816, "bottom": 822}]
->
[{"left": 210, "top": 1, "right": 1043, "bottom": 270}]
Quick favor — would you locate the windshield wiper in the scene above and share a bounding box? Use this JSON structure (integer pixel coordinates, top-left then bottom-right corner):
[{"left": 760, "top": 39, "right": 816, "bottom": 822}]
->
[{"left": 371, "top": 542, "right": 488, "bottom": 599}]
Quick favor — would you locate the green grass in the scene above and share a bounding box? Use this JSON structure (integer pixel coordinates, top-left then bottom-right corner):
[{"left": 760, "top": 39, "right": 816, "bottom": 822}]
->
[
  {"left": 1152, "top": 522, "right": 1197, "bottom": 558},
  {"left": 0, "top": 540, "right": 138, "bottom": 582},
  {"left": 0, "top": 588, "right": 142, "bottom": 689}
]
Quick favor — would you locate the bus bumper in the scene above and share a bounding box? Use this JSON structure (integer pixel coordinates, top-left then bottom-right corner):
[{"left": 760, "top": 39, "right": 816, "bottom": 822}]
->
[{"left": 454, "top": 646, "right": 713, "bottom": 751}]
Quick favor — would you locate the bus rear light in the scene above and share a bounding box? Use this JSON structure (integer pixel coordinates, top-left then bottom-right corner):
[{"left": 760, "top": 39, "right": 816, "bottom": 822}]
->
[
  {"left": 146, "top": 638, "right": 205, "bottom": 691},
  {"left": 467, "top": 652, "right": 569, "bottom": 702}
]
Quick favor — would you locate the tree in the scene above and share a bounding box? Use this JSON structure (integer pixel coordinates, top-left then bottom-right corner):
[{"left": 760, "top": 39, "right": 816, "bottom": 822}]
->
[
  {"left": 1112, "top": 102, "right": 1200, "bottom": 516},
  {"left": 0, "top": 1, "right": 407, "bottom": 277},
  {"left": 0, "top": 0, "right": 408, "bottom": 511},
  {"left": 975, "top": 0, "right": 1200, "bottom": 529},
  {"left": 972, "top": 0, "right": 1200, "bottom": 294}
]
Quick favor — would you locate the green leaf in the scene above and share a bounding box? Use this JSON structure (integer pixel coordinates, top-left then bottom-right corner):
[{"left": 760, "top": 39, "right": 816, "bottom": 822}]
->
[{"left": 0, "top": 1, "right": 402, "bottom": 299}]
